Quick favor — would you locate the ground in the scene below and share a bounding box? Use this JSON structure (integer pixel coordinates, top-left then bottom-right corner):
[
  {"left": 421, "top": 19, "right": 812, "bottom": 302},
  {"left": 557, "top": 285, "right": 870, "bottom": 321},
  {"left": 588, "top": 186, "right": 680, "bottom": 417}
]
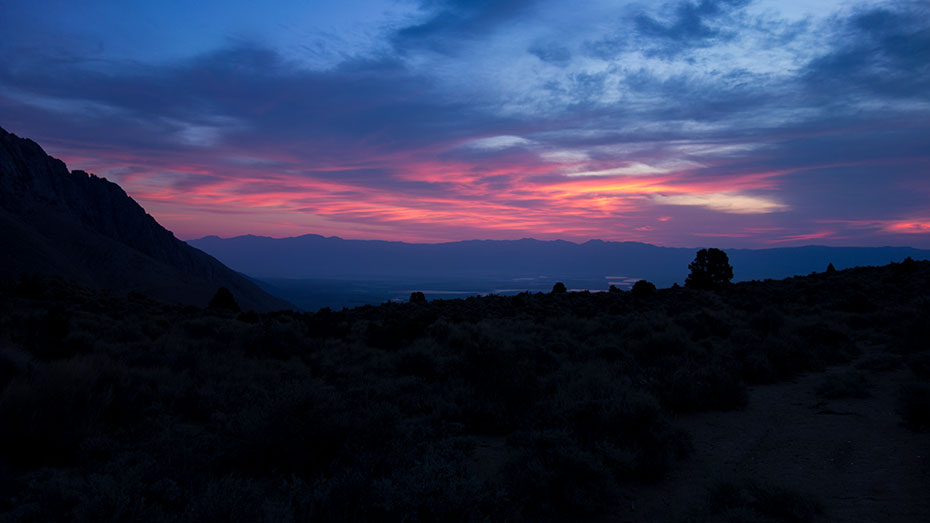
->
[{"left": 616, "top": 342, "right": 930, "bottom": 522}]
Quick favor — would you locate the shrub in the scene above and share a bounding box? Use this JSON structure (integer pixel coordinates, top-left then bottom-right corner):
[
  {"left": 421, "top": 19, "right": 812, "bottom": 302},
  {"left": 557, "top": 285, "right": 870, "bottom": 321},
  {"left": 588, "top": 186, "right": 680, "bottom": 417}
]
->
[
  {"left": 631, "top": 280, "right": 656, "bottom": 298},
  {"left": 660, "top": 363, "right": 748, "bottom": 412},
  {"left": 370, "top": 444, "right": 488, "bottom": 522},
  {"left": 0, "top": 348, "right": 29, "bottom": 389},
  {"left": 815, "top": 371, "right": 871, "bottom": 399},
  {"left": 545, "top": 370, "right": 691, "bottom": 481},
  {"left": 409, "top": 291, "right": 427, "bottom": 304},
  {"left": 220, "top": 381, "right": 360, "bottom": 477},
  {"left": 502, "top": 431, "right": 618, "bottom": 521},
  {"left": 208, "top": 287, "right": 240, "bottom": 312},
  {"left": 393, "top": 349, "right": 438, "bottom": 381},
  {"left": 908, "top": 352, "right": 930, "bottom": 380},
  {"left": 749, "top": 308, "right": 784, "bottom": 337},
  {"left": 0, "top": 357, "right": 140, "bottom": 466},
  {"left": 551, "top": 282, "right": 567, "bottom": 294},
  {"left": 237, "top": 310, "right": 261, "bottom": 324},
  {"left": 897, "top": 382, "right": 930, "bottom": 430},
  {"left": 13, "top": 274, "right": 45, "bottom": 299},
  {"left": 792, "top": 321, "right": 856, "bottom": 365},
  {"left": 707, "top": 477, "right": 822, "bottom": 522},
  {"left": 854, "top": 353, "right": 901, "bottom": 372}
]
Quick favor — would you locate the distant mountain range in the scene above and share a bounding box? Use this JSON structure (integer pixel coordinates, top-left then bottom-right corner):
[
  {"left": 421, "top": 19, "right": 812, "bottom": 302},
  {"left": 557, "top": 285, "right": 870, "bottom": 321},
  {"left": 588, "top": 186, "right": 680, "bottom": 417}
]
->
[
  {"left": 191, "top": 234, "right": 930, "bottom": 289},
  {"left": 0, "top": 126, "right": 290, "bottom": 311}
]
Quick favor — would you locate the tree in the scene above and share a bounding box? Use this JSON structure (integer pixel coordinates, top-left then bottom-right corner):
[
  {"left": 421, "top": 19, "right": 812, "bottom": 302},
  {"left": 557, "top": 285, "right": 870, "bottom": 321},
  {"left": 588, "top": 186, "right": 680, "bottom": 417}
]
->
[
  {"left": 826, "top": 263, "right": 836, "bottom": 274},
  {"left": 631, "top": 279, "right": 656, "bottom": 298},
  {"left": 551, "top": 282, "right": 567, "bottom": 294},
  {"left": 409, "top": 291, "right": 427, "bottom": 304},
  {"left": 208, "top": 287, "right": 240, "bottom": 312},
  {"left": 685, "top": 248, "right": 733, "bottom": 290}
]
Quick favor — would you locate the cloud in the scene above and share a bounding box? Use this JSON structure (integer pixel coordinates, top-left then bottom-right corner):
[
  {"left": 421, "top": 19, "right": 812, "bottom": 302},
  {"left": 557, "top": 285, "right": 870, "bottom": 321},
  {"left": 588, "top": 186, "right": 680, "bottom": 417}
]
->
[
  {"left": 884, "top": 220, "right": 930, "bottom": 234},
  {"left": 651, "top": 192, "right": 787, "bottom": 214},
  {"left": 0, "top": 43, "right": 507, "bottom": 160},
  {"left": 540, "top": 150, "right": 590, "bottom": 164},
  {"left": 529, "top": 42, "right": 572, "bottom": 66},
  {"left": 802, "top": 2, "right": 930, "bottom": 99},
  {"left": 392, "top": 0, "right": 536, "bottom": 53},
  {"left": 633, "top": 0, "right": 751, "bottom": 56},
  {"left": 0, "top": 0, "right": 928, "bottom": 246},
  {"left": 565, "top": 160, "right": 702, "bottom": 177},
  {"left": 465, "top": 135, "right": 534, "bottom": 150}
]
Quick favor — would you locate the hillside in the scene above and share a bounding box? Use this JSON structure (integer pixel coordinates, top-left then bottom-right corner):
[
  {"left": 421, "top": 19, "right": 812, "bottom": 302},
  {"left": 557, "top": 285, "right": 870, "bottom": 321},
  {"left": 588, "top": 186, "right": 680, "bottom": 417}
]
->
[
  {"left": 1, "top": 260, "right": 927, "bottom": 521},
  {"left": 0, "top": 127, "right": 290, "bottom": 311}
]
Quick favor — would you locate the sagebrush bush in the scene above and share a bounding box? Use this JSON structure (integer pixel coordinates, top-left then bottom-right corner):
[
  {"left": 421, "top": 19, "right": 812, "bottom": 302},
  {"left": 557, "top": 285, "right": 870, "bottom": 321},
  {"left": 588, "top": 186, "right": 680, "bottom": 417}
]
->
[
  {"left": 502, "top": 430, "right": 618, "bottom": 521},
  {"left": 707, "top": 477, "right": 822, "bottom": 522},
  {"left": 0, "top": 356, "right": 139, "bottom": 466},
  {"left": 631, "top": 279, "right": 656, "bottom": 298},
  {"left": 208, "top": 287, "right": 240, "bottom": 312},
  {"left": 660, "top": 362, "right": 748, "bottom": 412},
  {"left": 854, "top": 353, "right": 902, "bottom": 372},
  {"left": 815, "top": 370, "right": 871, "bottom": 399},
  {"left": 897, "top": 382, "right": 930, "bottom": 430}
]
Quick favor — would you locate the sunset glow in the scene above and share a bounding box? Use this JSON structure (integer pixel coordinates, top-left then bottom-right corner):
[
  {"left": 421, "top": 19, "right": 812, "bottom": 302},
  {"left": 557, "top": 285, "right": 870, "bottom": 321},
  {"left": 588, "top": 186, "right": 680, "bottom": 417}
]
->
[{"left": 1, "top": 0, "right": 928, "bottom": 246}]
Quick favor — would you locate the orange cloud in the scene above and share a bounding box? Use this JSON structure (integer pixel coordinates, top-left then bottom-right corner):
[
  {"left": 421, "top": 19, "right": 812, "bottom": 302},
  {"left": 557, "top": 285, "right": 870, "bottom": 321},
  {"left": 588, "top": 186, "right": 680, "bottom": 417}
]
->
[{"left": 885, "top": 221, "right": 930, "bottom": 234}]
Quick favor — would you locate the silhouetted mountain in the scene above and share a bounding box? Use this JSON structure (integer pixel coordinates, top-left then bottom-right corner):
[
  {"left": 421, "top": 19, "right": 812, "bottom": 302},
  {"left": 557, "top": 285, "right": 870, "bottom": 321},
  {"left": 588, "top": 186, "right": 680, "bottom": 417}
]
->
[
  {"left": 190, "top": 234, "right": 930, "bottom": 287},
  {"left": 0, "top": 126, "right": 291, "bottom": 311}
]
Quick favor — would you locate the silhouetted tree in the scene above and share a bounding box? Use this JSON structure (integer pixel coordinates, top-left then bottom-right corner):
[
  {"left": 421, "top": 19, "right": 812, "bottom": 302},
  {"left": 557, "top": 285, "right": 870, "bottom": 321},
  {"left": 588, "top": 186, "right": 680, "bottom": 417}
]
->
[
  {"left": 409, "top": 291, "right": 427, "bottom": 304},
  {"left": 551, "top": 282, "right": 567, "bottom": 294},
  {"left": 631, "top": 279, "right": 656, "bottom": 298},
  {"left": 208, "top": 287, "right": 240, "bottom": 312},
  {"left": 685, "top": 248, "right": 733, "bottom": 290},
  {"left": 826, "top": 263, "right": 836, "bottom": 273},
  {"left": 609, "top": 284, "right": 621, "bottom": 293},
  {"left": 901, "top": 256, "right": 917, "bottom": 273}
]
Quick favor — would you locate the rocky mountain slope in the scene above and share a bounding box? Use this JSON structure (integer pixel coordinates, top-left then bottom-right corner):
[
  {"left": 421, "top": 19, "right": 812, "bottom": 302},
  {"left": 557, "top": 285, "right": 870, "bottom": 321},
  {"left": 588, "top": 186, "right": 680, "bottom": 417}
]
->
[{"left": 0, "top": 126, "right": 291, "bottom": 311}]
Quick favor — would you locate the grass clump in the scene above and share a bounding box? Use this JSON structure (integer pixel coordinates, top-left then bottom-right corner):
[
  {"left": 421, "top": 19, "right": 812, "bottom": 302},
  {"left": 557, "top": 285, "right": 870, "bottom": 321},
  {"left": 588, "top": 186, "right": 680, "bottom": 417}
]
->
[{"left": 706, "top": 477, "right": 822, "bottom": 523}]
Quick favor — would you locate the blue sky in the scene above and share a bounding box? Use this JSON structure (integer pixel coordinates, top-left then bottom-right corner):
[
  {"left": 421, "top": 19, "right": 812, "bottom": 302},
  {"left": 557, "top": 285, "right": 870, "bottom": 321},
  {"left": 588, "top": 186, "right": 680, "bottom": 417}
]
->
[{"left": 1, "top": 0, "right": 928, "bottom": 246}]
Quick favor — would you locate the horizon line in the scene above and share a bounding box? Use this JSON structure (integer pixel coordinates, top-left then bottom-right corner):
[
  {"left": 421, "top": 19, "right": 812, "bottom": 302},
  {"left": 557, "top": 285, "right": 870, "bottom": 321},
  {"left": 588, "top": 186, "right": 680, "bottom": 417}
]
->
[{"left": 184, "top": 233, "right": 930, "bottom": 251}]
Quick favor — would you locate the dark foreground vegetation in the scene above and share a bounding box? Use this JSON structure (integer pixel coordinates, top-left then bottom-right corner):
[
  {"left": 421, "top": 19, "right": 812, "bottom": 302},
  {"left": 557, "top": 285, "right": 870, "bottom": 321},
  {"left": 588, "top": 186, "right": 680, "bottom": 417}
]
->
[{"left": 1, "top": 260, "right": 929, "bottom": 521}]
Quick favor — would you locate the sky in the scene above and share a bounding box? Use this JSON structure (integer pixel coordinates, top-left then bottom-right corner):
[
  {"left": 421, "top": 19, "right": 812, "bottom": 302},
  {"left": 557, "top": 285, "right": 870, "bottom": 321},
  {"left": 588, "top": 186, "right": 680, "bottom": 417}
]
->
[{"left": 1, "top": 0, "right": 928, "bottom": 247}]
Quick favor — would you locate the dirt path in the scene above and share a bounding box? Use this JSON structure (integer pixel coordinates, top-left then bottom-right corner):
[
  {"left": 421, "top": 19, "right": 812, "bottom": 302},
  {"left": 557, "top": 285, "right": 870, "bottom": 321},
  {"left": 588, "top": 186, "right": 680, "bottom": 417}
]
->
[{"left": 615, "top": 346, "right": 930, "bottom": 522}]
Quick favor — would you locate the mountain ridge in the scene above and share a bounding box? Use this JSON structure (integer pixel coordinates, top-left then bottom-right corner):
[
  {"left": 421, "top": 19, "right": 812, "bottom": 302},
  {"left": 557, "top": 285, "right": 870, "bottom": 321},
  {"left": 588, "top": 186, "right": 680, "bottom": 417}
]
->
[
  {"left": 0, "top": 126, "right": 291, "bottom": 311},
  {"left": 196, "top": 232, "right": 921, "bottom": 250},
  {"left": 190, "top": 233, "right": 930, "bottom": 286}
]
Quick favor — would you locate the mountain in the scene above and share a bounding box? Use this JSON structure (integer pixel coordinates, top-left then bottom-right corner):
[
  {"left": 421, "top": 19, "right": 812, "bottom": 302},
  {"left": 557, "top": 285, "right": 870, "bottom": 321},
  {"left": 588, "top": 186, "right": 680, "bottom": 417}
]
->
[
  {"left": 190, "top": 234, "right": 930, "bottom": 288},
  {"left": 0, "top": 126, "right": 291, "bottom": 311}
]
